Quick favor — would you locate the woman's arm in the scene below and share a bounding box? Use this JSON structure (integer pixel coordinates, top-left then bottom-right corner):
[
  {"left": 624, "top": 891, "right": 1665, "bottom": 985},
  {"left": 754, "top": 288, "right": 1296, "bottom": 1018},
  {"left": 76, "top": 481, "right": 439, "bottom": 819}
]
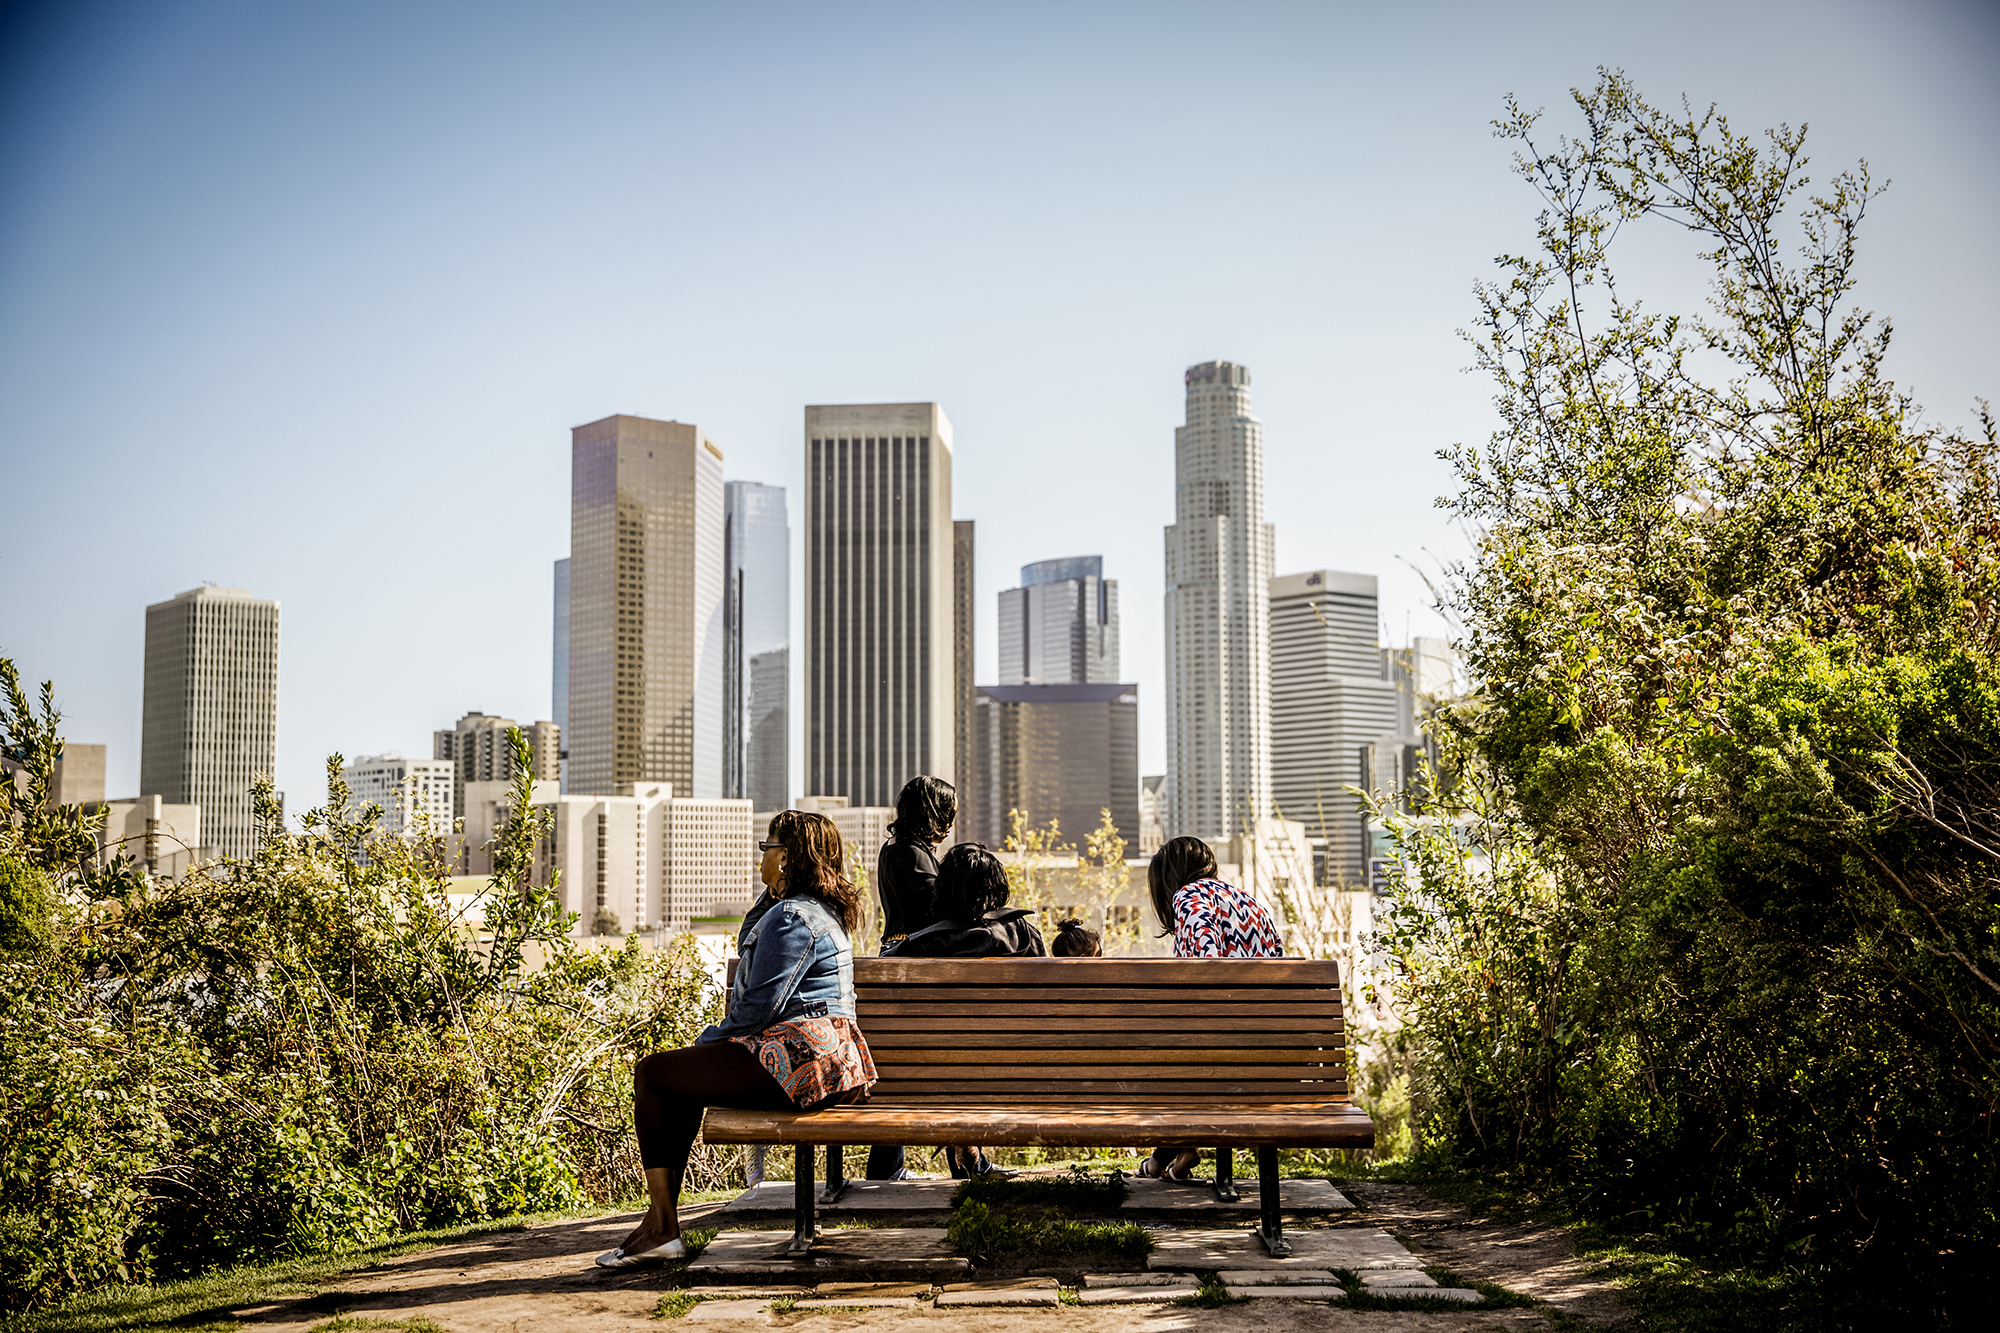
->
[{"left": 695, "top": 904, "right": 818, "bottom": 1043}]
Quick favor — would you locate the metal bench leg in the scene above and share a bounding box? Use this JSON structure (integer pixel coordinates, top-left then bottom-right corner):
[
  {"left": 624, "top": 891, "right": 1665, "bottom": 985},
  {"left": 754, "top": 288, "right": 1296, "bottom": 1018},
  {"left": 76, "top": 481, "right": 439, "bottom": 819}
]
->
[
  {"left": 819, "top": 1143, "right": 848, "bottom": 1203},
  {"left": 1255, "top": 1147, "right": 1290, "bottom": 1256},
  {"left": 1213, "top": 1147, "right": 1239, "bottom": 1202},
  {"left": 786, "top": 1143, "right": 816, "bottom": 1257}
]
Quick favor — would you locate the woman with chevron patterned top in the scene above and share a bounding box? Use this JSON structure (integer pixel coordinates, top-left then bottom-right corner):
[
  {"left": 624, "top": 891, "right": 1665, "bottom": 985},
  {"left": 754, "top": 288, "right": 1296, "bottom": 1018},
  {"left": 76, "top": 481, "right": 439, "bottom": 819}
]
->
[{"left": 1136, "top": 835, "right": 1284, "bottom": 1181}]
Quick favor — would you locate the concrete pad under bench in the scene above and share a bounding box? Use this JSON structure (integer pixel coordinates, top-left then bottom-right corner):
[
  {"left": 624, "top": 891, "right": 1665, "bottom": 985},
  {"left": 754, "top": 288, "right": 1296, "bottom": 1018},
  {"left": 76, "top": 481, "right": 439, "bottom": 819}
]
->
[
  {"left": 1360, "top": 1270, "right": 1439, "bottom": 1288},
  {"left": 1149, "top": 1225, "right": 1424, "bottom": 1272},
  {"left": 1082, "top": 1273, "right": 1199, "bottom": 1287},
  {"left": 713, "top": 1180, "right": 962, "bottom": 1218},
  {"left": 1078, "top": 1285, "right": 1198, "bottom": 1304},
  {"left": 1226, "top": 1286, "right": 1348, "bottom": 1300},
  {"left": 934, "top": 1279, "right": 1060, "bottom": 1307},
  {"left": 1123, "top": 1177, "right": 1354, "bottom": 1214},
  {"left": 685, "top": 1227, "right": 968, "bottom": 1283},
  {"left": 1216, "top": 1269, "right": 1341, "bottom": 1285}
]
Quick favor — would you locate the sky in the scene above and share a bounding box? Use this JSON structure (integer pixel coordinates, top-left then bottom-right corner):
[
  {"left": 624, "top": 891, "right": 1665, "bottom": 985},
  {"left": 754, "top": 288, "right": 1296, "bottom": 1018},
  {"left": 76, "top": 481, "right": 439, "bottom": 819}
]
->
[{"left": 2, "top": 0, "right": 1996, "bottom": 816}]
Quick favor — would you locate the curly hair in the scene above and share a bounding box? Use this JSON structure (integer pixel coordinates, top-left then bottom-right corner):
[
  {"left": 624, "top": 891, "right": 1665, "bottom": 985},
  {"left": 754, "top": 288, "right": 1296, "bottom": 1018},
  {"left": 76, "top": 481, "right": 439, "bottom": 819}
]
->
[
  {"left": 1147, "top": 836, "right": 1218, "bottom": 937},
  {"left": 766, "top": 809, "right": 862, "bottom": 934},
  {"left": 933, "top": 842, "right": 1010, "bottom": 921},
  {"left": 888, "top": 775, "right": 958, "bottom": 845}
]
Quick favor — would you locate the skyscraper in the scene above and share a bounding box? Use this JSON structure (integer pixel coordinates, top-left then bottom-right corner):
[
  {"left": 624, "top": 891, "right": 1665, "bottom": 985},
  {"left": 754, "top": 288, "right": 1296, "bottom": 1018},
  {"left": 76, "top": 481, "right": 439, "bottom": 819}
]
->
[
  {"left": 803, "top": 403, "right": 956, "bottom": 808},
  {"left": 552, "top": 557, "right": 570, "bottom": 788},
  {"left": 567, "top": 414, "right": 725, "bottom": 798},
  {"left": 140, "top": 585, "right": 280, "bottom": 861},
  {"left": 953, "top": 520, "right": 976, "bottom": 844},
  {"left": 1270, "top": 570, "right": 1399, "bottom": 885},
  {"left": 973, "top": 682, "right": 1139, "bottom": 849},
  {"left": 998, "top": 555, "right": 1119, "bottom": 685},
  {"left": 433, "top": 711, "right": 560, "bottom": 815},
  {"left": 1163, "top": 360, "right": 1274, "bottom": 840},
  {"left": 723, "top": 480, "right": 790, "bottom": 812}
]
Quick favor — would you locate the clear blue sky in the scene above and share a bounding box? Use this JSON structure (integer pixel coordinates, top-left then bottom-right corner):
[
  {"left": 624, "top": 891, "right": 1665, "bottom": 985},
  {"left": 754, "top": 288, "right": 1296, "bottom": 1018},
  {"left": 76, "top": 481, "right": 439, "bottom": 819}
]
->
[{"left": 3, "top": 0, "right": 1996, "bottom": 815}]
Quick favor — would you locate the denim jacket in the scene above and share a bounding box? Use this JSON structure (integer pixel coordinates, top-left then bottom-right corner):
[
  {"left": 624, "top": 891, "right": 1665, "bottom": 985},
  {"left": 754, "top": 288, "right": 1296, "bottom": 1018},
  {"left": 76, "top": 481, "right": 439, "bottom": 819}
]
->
[{"left": 694, "top": 890, "right": 856, "bottom": 1044}]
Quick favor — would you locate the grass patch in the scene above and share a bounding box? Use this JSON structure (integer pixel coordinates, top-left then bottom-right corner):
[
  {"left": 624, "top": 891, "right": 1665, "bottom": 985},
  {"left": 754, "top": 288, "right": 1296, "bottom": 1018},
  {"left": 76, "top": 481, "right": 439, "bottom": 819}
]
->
[
  {"left": 654, "top": 1291, "right": 700, "bottom": 1319},
  {"left": 306, "top": 1319, "right": 454, "bottom": 1333},
  {"left": 1330, "top": 1265, "right": 1536, "bottom": 1312},
  {"left": 952, "top": 1166, "right": 1126, "bottom": 1213},
  {"left": 1170, "top": 1278, "right": 1244, "bottom": 1308},
  {"left": 945, "top": 1200, "right": 1150, "bottom": 1268}
]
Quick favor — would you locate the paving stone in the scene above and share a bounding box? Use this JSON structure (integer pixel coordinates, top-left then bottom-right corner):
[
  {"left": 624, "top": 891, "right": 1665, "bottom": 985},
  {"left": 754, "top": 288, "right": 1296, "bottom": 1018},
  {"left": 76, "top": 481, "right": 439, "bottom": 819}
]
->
[
  {"left": 713, "top": 1180, "right": 961, "bottom": 1217},
  {"left": 1082, "top": 1273, "right": 1197, "bottom": 1288},
  {"left": 686, "top": 1227, "right": 968, "bottom": 1282},
  {"left": 692, "top": 1286, "right": 812, "bottom": 1298},
  {"left": 1123, "top": 1178, "right": 1355, "bottom": 1214},
  {"left": 817, "top": 1282, "right": 935, "bottom": 1297},
  {"left": 1216, "top": 1269, "right": 1340, "bottom": 1286},
  {"left": 935, "top": 1279, "right": 1060, "bottom": 1307},
  {"left": 687, "top": 1302, "right": 773, "bottom": 1322},
  {"left": 1360, "top": 1271, "right": 1438, "bottom": 1288},
  {"left": 792, "top": 1296, "right": 922, "bottom": 1309},
  {"left": 1225, "top": 1286, "right": 1348, "bottom": 1300},
  {"left": 1077, "top": 1286, "right": 1194, "bottom": 1304},
  {"left": 1148, "top": 1225, "right": 1424, "bottom": 1272}
]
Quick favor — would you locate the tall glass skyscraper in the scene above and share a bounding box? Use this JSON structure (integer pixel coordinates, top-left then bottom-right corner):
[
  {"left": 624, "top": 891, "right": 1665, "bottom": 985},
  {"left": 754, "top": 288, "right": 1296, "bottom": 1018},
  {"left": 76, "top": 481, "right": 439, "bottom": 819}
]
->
[
  {"left": 1163, "top": 360, "right": 1274, "bottom": 840},
  {"left": 802, "top": 402, "right": 957, "bottom": 808},
  {"left": 998, "top": 555, "right": 1119, "bottom": 685},
  {"left": 724, "top": 480, "right": 790, "bottom": 811},
  {"left": 567, "top": 414, "right": 725, "bottom": 798},
  {"left": 140, "top": 585, "right": 280, "bottom": 860},
  {"left": 552, "top": 556, "right": 570, "bottom": 789}
]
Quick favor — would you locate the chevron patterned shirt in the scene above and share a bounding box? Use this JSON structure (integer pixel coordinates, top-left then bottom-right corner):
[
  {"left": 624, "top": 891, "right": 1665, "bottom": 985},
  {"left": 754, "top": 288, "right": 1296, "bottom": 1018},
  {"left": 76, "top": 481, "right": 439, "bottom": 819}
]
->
[{"left": 1171, "top": 878, "right": 1285, "bottom": 958}]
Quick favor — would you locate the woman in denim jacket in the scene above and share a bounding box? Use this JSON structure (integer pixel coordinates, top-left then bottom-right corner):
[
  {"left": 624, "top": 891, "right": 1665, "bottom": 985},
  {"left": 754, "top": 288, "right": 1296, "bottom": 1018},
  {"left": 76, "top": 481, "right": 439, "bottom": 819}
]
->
[{"left": 598, "top": 810, "right": 876, "bottom": 1267}]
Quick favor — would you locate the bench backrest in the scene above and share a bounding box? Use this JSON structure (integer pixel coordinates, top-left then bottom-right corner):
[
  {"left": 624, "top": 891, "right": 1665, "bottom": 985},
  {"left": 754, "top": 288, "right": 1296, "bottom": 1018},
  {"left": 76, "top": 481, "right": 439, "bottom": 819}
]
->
[{"left": 852, "top": 957, "right": 1350, "bottom": 1107}]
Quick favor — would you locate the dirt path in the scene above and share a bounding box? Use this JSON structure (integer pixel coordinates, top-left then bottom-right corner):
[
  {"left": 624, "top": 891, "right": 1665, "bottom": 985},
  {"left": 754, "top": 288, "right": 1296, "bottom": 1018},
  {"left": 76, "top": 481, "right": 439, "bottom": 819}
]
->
[{"left": 220, "top": 1182, "right": 1628, "bottom": 1332}]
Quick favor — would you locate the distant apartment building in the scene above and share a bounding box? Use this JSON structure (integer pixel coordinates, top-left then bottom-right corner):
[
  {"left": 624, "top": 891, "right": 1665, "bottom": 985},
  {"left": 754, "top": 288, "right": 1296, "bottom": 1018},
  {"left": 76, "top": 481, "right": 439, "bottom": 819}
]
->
[
  {"left": 723, "top": 481, "right": 790, "bottom": 812},
  {"left": 458, "top": 777, "right": 560, "bottom": 877},
  {"left": 1270, "top": 570, "right": 1400, "bottom": 885},
  {"left": 90, "top": 794, "right": 204, "bottom": 878},
  {"left": 567, "top": 414, "right": 726, "bottom": 799},
  {"left": 972, "top": 683, "right": 1139, "bottom": 851},
  {"left": 552, "top": 557, "right": 570, "bottom": 790},
  {"left": 1164, "top": 361, "right": 1273, "bottom": 841},
  {"left": 433, "top": 712, "right": 559, "bottom": 816},
  {"left": 953, "top": 520, "right": 976, "bottom": 844},
  {"left": 51, "top": 744, "right": 105, "bottom": 806},
  {"left": 340, "top": 753, "right": 455, "bottom": 839},
  {"left": 530, "top": 782, "right": 754, "bottom": 932},
  {"left": 803, "top": 403, "right": 957, "bottom": 808},
  {"left": 140, "top": 585, "right": 280, "bottom": 861},
  {"left": 998, "top": 556, "right": 1119, "bottom": 685}
]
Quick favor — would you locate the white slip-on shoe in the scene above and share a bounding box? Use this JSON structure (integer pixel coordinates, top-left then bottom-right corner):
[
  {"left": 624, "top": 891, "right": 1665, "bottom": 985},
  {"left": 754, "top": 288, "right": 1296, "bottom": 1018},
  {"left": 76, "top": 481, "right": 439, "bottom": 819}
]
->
[{"left": 594, "top": 1237, "right": 688, "bottom": 1268}]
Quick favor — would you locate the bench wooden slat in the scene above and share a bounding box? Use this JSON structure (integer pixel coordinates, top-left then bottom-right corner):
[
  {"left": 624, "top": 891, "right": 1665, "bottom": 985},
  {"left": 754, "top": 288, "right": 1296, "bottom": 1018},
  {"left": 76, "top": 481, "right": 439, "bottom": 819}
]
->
[
  {"left": 702, "top": 1102, "right": 1373, "bottom": 1147},
  {"left": 874, "top": 1060, "right": 1339, "bottom": 1078},
  {"left": 858, "top": 1014, "right": 1344, "bottom": 1034},
  {"left": 857, "top": 986, "right": 1340, "bottom": 1004},
  {"left": 866, "top": 1079, "right": 1344, "bottom": 1097},
  {"left": 862, "top": 1002, "right": 1344, "bottom": 1018},
  {"left": 854, "top": 958, "right": 1341, "bottom": 985},
  {"left": 860, "top": 1020, "right": 1344, "bottom": 1040},
  {"left": 871, "top": 1050, "right": 1337, "bottom": 1067}
]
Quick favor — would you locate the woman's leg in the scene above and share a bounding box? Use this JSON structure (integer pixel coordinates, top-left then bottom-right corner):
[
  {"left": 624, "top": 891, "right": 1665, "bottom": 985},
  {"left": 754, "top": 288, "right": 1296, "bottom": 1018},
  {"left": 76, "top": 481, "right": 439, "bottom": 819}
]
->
[{"left": 620, "top": 1042, "right": 793, "bottom": 1253}]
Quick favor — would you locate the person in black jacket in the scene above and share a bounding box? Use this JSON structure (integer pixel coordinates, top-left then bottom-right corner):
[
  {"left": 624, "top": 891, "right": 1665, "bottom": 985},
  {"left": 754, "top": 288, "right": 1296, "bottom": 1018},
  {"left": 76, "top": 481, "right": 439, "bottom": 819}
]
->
[
  {"left": 884, "top": 842, "right": 1042, "bottom": 1178},
  {"left": 864, "top": 775, "right": 959, "bottom": 1181}
]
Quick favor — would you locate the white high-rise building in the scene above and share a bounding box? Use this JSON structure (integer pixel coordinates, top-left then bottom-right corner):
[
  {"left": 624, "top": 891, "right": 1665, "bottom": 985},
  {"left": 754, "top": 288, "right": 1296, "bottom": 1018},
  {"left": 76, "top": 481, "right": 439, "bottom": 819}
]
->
[
  {"left": 340, "top": 753, "right": 456, "bottom": 839},
  {"left": 567, "top": 414, "right": 726, "bottom": 799},
  {"left": 724, "top": 481, "right": 790, "bottom": 812},
  {"left": 802, "top": 403, "right": 957, "bottom": 807},
  {"left": 998, "top": 556, "right": 1119, "bottom": 685},
  {"left": 140, "top": 586, "right": 280, "bottom": 861},
  {"left": 1270, "top": 570, "right": 1401, "bottom": 885},
  {"left": 1163, "top": 361, "right": 1274, "bottom": 841},
  {"left": 532, "top": 782, "right": 755, "bottom": 932}
]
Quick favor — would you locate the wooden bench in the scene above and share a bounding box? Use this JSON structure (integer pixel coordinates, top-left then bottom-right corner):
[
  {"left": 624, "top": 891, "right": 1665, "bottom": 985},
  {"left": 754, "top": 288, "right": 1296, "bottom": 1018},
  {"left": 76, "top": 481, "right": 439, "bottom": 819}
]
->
[{"left": 704, "top": 956, "right": 1373, "bottom": 1257}]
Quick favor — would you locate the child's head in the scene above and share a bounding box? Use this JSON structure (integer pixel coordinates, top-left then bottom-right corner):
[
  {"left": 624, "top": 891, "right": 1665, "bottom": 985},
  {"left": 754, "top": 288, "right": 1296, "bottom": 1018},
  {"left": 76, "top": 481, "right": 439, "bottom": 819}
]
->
[
  {"left": 934, "top": 842, "right": 1010, "bottom": 921},
  {"left": 1051, "top": 918, "right": 1102, "bottom": 957}
]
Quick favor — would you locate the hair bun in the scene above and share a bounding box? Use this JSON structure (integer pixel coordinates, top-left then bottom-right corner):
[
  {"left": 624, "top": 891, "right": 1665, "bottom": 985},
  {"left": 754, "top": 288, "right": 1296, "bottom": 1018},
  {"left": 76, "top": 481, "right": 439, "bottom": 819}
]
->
[{"left": 1056, "top": 918, "right": 1085, "bottom": 933}]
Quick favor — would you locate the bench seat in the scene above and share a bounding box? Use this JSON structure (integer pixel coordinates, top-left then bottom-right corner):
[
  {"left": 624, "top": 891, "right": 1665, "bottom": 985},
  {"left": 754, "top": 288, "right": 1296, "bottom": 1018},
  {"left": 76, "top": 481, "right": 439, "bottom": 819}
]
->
[{"left": 703, "top": 956, "right": 1372, "bottom": 1258}]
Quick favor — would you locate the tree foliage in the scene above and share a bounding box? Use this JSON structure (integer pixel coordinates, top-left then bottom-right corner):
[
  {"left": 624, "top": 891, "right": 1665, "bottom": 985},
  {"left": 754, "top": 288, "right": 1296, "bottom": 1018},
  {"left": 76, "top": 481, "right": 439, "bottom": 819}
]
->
[
  {"left": 1382, "top": 70, "right": 1998, "bottom": 1323},
  {"left": 0, "top": 681, "right": 724, "bottom": 1312}
]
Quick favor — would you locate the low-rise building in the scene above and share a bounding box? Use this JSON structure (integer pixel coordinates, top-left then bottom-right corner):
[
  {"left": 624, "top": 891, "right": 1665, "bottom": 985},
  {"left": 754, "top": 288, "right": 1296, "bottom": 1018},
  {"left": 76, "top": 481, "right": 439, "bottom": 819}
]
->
[
  {"left": 340, "top": 753, "right": 455, "bottom": 839},
  {"left": 89, "top": 794, "right": 205, "bottom": 879},
  {"left": 530, "top": 783, "right": 754, "bottom": 934}
]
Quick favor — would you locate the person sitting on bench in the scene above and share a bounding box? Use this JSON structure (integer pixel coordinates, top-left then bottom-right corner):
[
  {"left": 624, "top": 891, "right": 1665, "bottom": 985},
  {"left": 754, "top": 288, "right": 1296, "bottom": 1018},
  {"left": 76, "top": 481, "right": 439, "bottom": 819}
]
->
[
  {"left": 883, "top": 842, "right": 1045, "bottom": 1178},
  {"left": 1051, "top": 917, "right": 1102, "bottom": 956},
  {"left": 1137, "top": 836, "right": 1285, "bottom": 1182},
  {"left": 597, "top": 811, "right": 875, "bottom": 1267}
]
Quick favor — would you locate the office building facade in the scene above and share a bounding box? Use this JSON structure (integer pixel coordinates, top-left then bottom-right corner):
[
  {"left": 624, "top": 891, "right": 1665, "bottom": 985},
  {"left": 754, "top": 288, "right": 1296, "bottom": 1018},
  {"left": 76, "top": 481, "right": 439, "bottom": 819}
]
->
[
  {"left": 567, "top": 414, "right": 726, "bottom": 799},
  {"left": 953, "top": 519, "right": 976, "bottom": 843},
  {"left": 972, "top": 682, "right": 1139, "bottom": 851},
  {"left": 723, "top": 481, "right": 790, "bottom": 812},
  {"left": 531, "top": 782, "right": 754, "bottom": 932},
  {"left": 341, "top": 753, "right": 456, "bottom": 839},
  {"left": 1163, "top": 360, "right": 1274, "bottom": 841},
  {"left": 802, "top": 403, "right": 957, "bottom": 808},
  {"left": 140, "top": 585, "right": 280, "bottom": 861},
  {"left": 998, "top": 556, "right": 1119, "bottom": 685},
  {"left": 433, "top": 711, "right": 559, "bottom": 816},
  {"left": 1270, "top": 569, "right": 1400, "bottom": 885}
]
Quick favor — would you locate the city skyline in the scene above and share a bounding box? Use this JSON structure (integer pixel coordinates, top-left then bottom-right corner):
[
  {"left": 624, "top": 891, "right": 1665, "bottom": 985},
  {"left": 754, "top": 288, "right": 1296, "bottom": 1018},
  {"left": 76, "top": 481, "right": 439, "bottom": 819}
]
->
[{"left": 4, "top": 5, "right": 1994, "bottom": 814}]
